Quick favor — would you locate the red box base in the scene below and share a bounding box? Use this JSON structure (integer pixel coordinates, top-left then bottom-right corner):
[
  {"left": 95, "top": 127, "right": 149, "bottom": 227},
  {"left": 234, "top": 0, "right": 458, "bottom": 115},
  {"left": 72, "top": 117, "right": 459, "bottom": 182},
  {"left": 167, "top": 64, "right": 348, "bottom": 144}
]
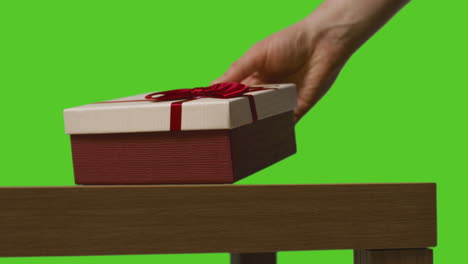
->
[{"left": 70, "top": 111, "right": 296, "bottom": 184}]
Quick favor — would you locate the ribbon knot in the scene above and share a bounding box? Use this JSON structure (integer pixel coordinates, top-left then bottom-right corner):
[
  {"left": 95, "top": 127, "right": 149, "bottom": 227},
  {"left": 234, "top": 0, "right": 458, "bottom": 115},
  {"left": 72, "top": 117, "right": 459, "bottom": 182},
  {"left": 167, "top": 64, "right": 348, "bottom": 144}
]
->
[{"left": 191, "top": 88, "right": 208, "bottom": 97}]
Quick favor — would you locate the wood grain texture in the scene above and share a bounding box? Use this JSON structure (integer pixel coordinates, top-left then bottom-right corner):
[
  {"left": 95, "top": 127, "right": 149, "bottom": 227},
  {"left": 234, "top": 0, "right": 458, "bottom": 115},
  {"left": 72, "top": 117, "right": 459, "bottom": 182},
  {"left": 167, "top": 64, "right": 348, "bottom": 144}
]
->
[
  {"left": 70, "top": 111, "right": 296, "bottom": 184},
  {"left": 354, "top": 249, "right": 433, "bottom": 264},
  {"left": 0, "top": 183, "right": 436, "bottom": 256},
  {"left": 231, "top": 252, "right": 277, "bottom": 264}
]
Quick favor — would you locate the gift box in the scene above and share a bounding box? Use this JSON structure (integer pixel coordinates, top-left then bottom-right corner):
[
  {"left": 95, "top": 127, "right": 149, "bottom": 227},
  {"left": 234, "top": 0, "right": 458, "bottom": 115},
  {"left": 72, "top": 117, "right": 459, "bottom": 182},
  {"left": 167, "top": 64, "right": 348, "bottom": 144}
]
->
[{"left": 64, "top": 83, "right": 297, "bottom": 184}]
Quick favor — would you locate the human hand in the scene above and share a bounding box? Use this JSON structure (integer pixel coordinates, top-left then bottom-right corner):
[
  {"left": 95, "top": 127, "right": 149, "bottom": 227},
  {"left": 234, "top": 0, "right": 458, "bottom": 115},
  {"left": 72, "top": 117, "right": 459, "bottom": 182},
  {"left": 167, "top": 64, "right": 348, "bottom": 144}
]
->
[
  {"left": 212, "top": 20, "right": 350, "bottom": 122},
  {"left": 212, "top": 0, "right": 410, "bottom": 122}
]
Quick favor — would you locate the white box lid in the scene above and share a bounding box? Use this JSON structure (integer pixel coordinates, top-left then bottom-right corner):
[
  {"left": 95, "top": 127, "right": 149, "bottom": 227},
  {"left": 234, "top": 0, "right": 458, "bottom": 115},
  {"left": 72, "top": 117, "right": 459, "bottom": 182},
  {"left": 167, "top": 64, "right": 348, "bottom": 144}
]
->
[{"left": 64, "top": 83, "right": 296, "bottom": 134}]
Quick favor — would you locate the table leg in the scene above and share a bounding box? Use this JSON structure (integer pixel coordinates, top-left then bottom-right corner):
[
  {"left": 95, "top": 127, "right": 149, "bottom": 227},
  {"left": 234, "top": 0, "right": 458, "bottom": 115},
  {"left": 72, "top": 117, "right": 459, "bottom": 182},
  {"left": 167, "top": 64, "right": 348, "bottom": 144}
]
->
[{"left": 230, "top": 252, "right": 277, "bottom": 264}]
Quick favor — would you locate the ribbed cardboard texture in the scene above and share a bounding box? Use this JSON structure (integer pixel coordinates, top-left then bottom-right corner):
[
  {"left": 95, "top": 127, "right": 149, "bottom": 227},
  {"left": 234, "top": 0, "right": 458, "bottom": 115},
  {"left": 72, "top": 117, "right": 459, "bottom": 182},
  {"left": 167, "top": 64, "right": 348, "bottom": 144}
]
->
[{"left": 70, "top": 111, "right": 296, "bottom": 184}]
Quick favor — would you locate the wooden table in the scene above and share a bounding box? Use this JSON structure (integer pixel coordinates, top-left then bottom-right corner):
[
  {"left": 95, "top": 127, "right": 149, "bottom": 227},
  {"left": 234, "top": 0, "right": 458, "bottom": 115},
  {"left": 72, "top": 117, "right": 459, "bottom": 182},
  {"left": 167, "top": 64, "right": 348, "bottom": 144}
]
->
[{"left": 0, "top": 183, "right": 436, "bottom": 263}]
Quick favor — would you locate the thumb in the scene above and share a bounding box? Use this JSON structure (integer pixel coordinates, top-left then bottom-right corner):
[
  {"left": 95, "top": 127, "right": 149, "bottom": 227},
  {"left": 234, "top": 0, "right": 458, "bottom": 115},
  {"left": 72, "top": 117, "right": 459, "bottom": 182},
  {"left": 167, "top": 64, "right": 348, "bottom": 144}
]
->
[{"left": 212, "top": 48, "right": 261, "bottom": 84}]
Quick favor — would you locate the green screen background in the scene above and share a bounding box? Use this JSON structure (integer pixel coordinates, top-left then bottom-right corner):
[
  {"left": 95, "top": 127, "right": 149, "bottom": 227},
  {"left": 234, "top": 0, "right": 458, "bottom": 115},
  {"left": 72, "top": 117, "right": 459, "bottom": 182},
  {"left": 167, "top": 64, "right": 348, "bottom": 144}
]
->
[{"left": 0, "top": 0, "right": 466, "bottom": 263}]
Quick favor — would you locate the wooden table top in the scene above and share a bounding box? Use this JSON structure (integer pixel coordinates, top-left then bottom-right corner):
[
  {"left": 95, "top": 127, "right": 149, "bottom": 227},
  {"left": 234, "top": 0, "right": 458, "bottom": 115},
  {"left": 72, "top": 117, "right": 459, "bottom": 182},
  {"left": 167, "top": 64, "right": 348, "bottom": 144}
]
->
[{"left": 0, "top": 183, "right": 436, "bottom": 257}]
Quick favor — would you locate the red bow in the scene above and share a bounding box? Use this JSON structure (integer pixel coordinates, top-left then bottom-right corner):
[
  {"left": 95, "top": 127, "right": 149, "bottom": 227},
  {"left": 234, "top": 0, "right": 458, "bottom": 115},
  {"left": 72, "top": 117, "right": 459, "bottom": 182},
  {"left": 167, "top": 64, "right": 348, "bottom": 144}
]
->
[
  {"left": 145, "top": 82, "right": 251, "bottom": 101},
  {"left": 144, "top": 82, "right": 266, "bottom": 131}
]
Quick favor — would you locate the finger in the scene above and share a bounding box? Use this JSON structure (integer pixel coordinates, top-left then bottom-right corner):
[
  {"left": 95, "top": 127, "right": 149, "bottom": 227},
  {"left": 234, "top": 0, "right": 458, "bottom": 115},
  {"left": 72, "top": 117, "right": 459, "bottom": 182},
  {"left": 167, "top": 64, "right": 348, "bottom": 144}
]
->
[
  {"left": 212, "top": 46, "right": 262, "bottom": 84},
  {"left": 212, "top": 57, "right": 258, "bottom": 84},
  {"left": 241, "top": 72, "right": 264, "bottom": 86},
  {"left": 294, "top": 96, "right": 312, "bottom": 123}
]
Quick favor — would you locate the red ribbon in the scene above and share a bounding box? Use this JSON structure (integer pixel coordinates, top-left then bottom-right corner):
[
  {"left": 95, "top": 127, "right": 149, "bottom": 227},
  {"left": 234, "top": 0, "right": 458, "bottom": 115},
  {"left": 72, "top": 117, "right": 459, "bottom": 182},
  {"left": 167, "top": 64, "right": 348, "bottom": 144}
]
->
[{"left": 96, "top": 82, "right": 270, "bottom": 131}]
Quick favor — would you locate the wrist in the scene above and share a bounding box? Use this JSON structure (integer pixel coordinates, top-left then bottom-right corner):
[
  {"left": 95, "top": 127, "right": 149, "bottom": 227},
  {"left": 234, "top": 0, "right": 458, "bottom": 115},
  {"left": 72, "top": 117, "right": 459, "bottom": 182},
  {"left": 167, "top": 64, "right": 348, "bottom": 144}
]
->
[
  {"left": 303, "top": 0, "right": 410, "bottom": 52},
  {"left": 302, "top": 2, "right": 363, "bottom": 52}
]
